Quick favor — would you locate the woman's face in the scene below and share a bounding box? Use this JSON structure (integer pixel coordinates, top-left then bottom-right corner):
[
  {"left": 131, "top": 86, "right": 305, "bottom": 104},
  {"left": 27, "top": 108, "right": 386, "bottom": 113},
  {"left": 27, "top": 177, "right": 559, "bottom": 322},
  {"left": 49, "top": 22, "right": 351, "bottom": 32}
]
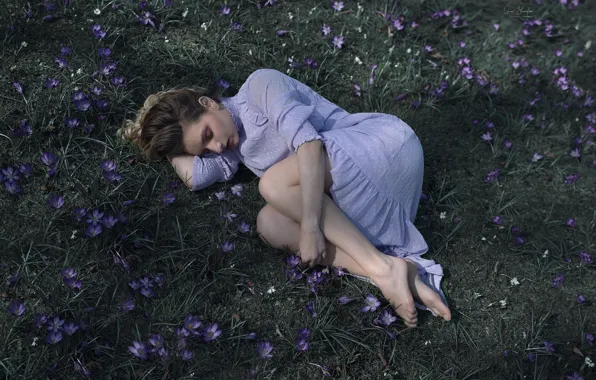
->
[{"left": 180, "top": 98, "right": 239, "bottom": 156}]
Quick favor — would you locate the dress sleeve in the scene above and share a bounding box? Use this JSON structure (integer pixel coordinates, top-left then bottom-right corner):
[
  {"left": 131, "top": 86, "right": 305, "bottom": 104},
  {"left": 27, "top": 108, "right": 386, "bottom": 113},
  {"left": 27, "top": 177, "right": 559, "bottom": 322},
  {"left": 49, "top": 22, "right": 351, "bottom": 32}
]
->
[
  {"left": 245, "top": 69, "right": 322, "bottom": 152},
  {"left": 191, "top": 150, "right": 240, "bottom": 191}
]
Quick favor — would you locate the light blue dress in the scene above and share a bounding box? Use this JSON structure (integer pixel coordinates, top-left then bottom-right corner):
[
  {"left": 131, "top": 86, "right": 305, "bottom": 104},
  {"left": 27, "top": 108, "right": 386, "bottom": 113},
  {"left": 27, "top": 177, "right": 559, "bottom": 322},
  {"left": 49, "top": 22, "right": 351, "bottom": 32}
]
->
[{"left": 191, "top": 69, "right": 447, "bottom": 311}]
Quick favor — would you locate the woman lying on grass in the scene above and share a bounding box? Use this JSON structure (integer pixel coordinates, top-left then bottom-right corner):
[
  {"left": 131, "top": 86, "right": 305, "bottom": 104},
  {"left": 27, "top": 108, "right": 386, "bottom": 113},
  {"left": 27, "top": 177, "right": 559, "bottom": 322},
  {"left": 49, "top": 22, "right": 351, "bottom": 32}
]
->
[{"left": 117, "top": 68, "right": 451, "bottom": 327}]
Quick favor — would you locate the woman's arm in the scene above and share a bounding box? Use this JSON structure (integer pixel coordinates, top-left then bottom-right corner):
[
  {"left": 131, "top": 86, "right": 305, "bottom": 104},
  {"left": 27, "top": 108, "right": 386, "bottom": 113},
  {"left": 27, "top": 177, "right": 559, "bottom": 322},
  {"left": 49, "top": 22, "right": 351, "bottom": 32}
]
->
[
  {"left": 296, "top": 140, "right": 325, "bottom": 231},
  {"left": 168, "top": 154, "right": 195, "bottom": 189},
  {"left": 168, "top": 151, "right": 240, "bottom": 191}
]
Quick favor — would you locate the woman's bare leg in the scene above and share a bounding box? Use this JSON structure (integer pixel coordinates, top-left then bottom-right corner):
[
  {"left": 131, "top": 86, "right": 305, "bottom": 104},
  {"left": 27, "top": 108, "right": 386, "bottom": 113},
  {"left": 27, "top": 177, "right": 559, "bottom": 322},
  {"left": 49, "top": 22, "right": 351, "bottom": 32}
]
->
[
  {"left": 257, "top": 204, "right": 452, "bottom": 322},
  {"left": 259, "top": 152, "right": 445, "bottom": 326}
]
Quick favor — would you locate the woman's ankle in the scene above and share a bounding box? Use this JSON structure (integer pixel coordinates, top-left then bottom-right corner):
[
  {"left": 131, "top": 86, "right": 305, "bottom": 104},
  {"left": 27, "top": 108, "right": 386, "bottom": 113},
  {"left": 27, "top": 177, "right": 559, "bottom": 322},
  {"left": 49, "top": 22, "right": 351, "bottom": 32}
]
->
[{"left": 364, "top": 249, "right": 395, "bottom": 278}]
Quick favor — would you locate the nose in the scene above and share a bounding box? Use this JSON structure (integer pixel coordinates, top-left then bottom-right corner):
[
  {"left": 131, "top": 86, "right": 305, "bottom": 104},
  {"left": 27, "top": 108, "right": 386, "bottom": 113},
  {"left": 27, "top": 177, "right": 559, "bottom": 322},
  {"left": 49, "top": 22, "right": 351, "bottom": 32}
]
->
[{"left": 208, "top": 141, "right": 225, "bottom": 153}]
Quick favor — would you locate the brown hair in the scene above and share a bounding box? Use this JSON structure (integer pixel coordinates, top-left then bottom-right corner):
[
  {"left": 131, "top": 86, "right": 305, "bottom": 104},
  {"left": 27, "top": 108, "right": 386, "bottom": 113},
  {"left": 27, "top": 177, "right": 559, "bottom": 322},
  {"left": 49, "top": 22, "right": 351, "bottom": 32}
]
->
[{"left": 116, "top": 86, "right": 223, "bottom": 161}]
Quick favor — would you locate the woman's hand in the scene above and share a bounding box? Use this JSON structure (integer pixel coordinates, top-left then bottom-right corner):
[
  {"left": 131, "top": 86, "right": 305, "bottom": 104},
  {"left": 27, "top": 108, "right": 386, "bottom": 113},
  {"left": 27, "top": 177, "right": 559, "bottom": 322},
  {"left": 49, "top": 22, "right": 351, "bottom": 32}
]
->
[{"left": 299, "top": 225, "right": 326, "bottom": 268}]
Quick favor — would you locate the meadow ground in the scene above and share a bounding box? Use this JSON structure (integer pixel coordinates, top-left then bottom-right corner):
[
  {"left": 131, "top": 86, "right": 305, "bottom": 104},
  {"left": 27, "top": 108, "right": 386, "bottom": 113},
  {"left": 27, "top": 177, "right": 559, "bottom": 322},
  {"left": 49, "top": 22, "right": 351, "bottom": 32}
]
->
[{"left": 1, "top": 0, "right": 595, "bottom": 379}]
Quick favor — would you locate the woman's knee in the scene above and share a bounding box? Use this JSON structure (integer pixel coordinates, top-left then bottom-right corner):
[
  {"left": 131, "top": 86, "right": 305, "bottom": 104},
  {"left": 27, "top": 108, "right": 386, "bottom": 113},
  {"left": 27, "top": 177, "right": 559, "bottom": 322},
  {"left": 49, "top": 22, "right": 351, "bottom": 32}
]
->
[
  {"left": 256, "top": 204, "right": 280, "bottom": 240},
  {"left": 256, "top": 204, "right": 297, "bottom": 249}
]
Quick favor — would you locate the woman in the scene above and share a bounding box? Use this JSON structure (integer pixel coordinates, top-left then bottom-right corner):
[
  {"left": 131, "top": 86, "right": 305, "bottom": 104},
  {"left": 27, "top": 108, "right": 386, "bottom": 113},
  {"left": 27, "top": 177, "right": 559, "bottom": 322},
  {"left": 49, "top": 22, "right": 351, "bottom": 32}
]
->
[{"left": 117, "top": 68, "right": 451, "bottom": 327}]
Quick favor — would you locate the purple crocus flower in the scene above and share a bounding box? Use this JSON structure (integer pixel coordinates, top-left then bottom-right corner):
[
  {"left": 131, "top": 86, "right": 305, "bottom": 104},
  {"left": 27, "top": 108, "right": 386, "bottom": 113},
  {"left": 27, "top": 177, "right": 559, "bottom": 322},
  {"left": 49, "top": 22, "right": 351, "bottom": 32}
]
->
[
  {"left": 91, "top": 24, "right": 106, "bottom": 39},
  {"left": 83, "top": 224, "right": 103, "bottom": 238},
  {"left": 203, "top": 323, "right": 222, "bottom": 342},
  {"left": 40, "top": 151, "right": 59, "bottom": 167},
  {"left": 6, "top": 272, "right": 19, "bottom": 286},
  {"left": 552, "top": 274, "right": 565, "bottom": 288},
  {"left": 362, "top": 294, "right": 381, "bottom": 312},
  {"left": 2, "top": 166, "right": 20, "bottom": 182},
  {"left": 60, "top": 267, "right": 77, "bottom": 279},
  {"left": 184, "top": 314, "right": 203, "bottom": 331},
  {"left": 98, "top": 47, "right": 111, "bottom": 59},
  {"left": 55, "top": 56, "right": 68, "bottom": 69},
  {"left": 296, "top": 338, "right": 310, "bottom": 351},
  {"left": 46, "top": 330, "right": 63, "bottom": 345},
  {"left": 48, "top": 194, "right": 64, "bottom": 209},
  {"left": 237, "top": 220, "right": 250, "bottom": 233},
  {"left": 148, "top": 334, "right": 164, "bottom": 348},
  {"left": 218, "top": 5, "right": 231, "bottom": 15},
  {"left": 220, "top": 241, "right": 234, "bottom": 252},
  {"left": 140, "top": 287, "right": 155, "bottom": 298},
  {"left": 47, "top": 315, "right": 64, "bottom": 331},
  {"left": 374, "top": 309, "right": 397, "bottom": 327},
  {"left": 565, "top": 173, "right": 579, "bottom": 184},
  {"left": 13, "top": 81, "right": 23, "bottom": 93},
  {"left": 231, "top": 183, "right": 243, "bottom": 197},
  {"left": 338, "top": 295, "right": 354, "bottom": 305},
  {"left": 305, "top": 300, "right": 317, "bottom": 317},
  {"left": 129, "top": 341, "right": 149, "bottom": 360},
  {"left": 65, "top": 117, "right": 79, "bottom": 129},
  {"left": 287, "top": 267, "right": 304, "bottom": 282},
  {"left": 74, "top": 98, "right": 92, "bottom": 111},
  {"left": 86, "top": 209, "right": 104, "bottom": 225},
  {"left": 214, "top": 191, "right": 227, "bottom": 201},
  {"left": 565, "top": 218, "right": 576, "bottom": 228},
  {"left": 286, "top": 254, "right": 300, "bottom": 268},
  {"left": 511, "top": 226, "right": 520, "bottom": 235},
  {"left": 543, "top": 341, "right": 555, "bottom": 353},
  {"left": 567, "top": 373, "right": 583, "bottom": 380},
  {"left": 297, "top": 328, "right": 310, "bottom": 340},
  {"left": 62, "top": 321, "right": 79, "bottom": 336},
  {"left": 179, "top": 350, "right": 193, "bottom": 360},
  {"left": 256, "top": 340, "right": 274, "bottom": 359},
  {"left": 222, "top": 210, "right": 237, "bottom": 222},
  {"left": 138, "top": 11, "right": 156, "bottom": 27},
  {"left": 101, "top": 214, "right": 119, "bottom": 229},
  {"left": 8, "top": 300, "right": 26, "bottom": 316},
  {"left": 121, "top": 299, "right": 135, "bottom": 312},
  {"left": 331, "top": 1, "right": 344, "bottom": 11},
  {"left": 579, "top": 251, "right": 592, "bottom": 264},
  {"left": 332, "top": 35, "right": 345, "bottom": 49},
  {"left": 34, "top": 313, "right": 48, "bottom": 329},
  {"left": 577, "top": 295, "right": 587, "bottom": 304},
  {"left": 45, "top": 78, "right": 60, "bottom": 89},
  {"left": 492, "top": 216, "right": 503, "bottom": 225},
  {"left": 73, "top": 207, "right": 87, "bottom": 222}
]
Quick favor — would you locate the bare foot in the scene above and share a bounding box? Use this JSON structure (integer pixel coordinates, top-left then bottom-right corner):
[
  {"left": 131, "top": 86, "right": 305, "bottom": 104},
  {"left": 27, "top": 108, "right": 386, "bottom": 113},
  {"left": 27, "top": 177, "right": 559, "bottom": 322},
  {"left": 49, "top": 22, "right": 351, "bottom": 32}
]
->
[
  {"left": 404, "top": 259, "right": 451, "bottom": 321},
  {"left": 369, "top": 255, "right": 418, "bottom": 328}
]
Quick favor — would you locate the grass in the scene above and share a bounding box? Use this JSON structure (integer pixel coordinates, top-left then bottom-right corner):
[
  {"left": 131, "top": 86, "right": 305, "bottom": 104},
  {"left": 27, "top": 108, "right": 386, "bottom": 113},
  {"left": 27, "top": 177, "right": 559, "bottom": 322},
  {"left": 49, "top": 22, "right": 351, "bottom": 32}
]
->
[{"left": 1, "top": 0, "right": 595, "bottom": 378}]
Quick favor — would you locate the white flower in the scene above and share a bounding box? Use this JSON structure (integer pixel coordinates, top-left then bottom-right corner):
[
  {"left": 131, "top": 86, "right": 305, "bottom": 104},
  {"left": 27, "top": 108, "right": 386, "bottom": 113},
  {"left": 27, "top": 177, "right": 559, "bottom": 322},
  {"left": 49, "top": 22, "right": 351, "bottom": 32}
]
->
[
  {"left": 288, "top": 12, "right": 294, "bottom": 20},
  {"left": 440, "top": 211, "right": 447, "bottom": 219},
  {"left": 406, "top": 48, "right": 411, "bottom": 54},
  {"left": 585, "top": 40, "right": 591, "bottom": 50},
  {"left": 354, "top": 56, "right": 362, "bottom": 64},
  {"left": 70, "top": 230, "right": 78, "bottom": 240},
  {"left": 31, "top": 337, "right": 39, "bottom": 347},
  {"left": 76, "top": 68, "right": 83, "bottom": 74},
  {"left": 499, "top": 299, "right": 507, "bottom": 307},
  {"left": 94, "top": 8, "right": 101, "bottom": 15},
  {"left": 182, "top": 9, "right": 189, "bottom": 17},
  {"left": 481, "top": 236, "right": 486, "bottom": 241},
  {"left": 585, "top": 356, "right": 594, "bottom": 368},
  {"left": 266, "top": 286, "right": 276, "bottom": 294},
  {"left": 510, "top": 277, "right": 520, "bottom": 286},
  {"left": 200, "top": 22, "right": 208, "bottom": 30},
  {"left": 542, "top": 249, "right": 549, "bottom": 258},
  {"left": 21, "top": 41, "right": 27, "bottom": 47}
]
